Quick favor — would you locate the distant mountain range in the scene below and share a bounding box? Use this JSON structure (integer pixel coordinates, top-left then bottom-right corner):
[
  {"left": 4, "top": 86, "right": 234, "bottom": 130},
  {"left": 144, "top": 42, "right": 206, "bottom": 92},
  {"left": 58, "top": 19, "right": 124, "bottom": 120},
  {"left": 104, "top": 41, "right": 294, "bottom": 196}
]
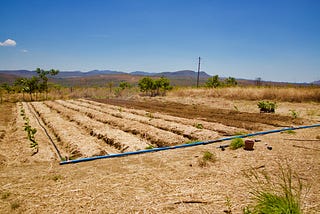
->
[
  {"left": 0, "top": 69, "right": 211, "bottom": 80},
  {"left": 312, "top": 80, "right": 320, "bottom": 85},
  {"left": 0, "top": 69, "right": 319, "bottom": 86}
]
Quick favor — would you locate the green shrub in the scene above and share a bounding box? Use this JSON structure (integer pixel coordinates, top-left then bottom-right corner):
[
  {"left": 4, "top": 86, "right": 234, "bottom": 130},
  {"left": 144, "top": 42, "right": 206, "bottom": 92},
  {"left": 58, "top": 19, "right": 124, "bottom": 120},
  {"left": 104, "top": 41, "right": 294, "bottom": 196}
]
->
[
  {"left": 205, "top": 75, "right": 237, "bottom": 88},
  {"left": 119, "top": 81, "right": 131, "bottom": 90},
  {"left": 258, "top": 101, "right": 277, "bottom": 113},
  {"left": 138, "top": 76, "right": 172, "bottom": 96},
  {"left": 230, "top": 138, "right": 244, "bottom": 150},
  {"left": 206, "top": 75, "right": 222, "bottom": 88}
]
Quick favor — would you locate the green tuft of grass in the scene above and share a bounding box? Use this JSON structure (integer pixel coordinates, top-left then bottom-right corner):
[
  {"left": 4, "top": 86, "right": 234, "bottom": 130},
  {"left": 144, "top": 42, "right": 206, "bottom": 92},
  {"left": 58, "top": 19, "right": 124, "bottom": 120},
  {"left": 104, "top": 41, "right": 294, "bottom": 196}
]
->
[
  {"left": 250, "top": 192, "right": 301, "bottom": 213},
  {"left": 230, "top": 138, "right": 244, "bottom": 150},
  {"left": 284, "top": 130, "right": 296, "bottom": 134},
  {"left": 233, "top": 131, "right": 247, "bottom": 136},
  {"left": 244, "top": 162, "right": 306, "bottom": 214},
  {"left": 185, "top": 141, "right": 199, "bottom": 144}
]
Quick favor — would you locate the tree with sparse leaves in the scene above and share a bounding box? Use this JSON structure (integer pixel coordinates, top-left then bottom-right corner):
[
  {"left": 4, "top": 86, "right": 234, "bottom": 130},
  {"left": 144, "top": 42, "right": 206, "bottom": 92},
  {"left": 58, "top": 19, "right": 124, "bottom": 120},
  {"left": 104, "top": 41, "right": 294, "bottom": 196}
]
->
[
  {"left": 13, "top": 68, "right": 59, "bottom": 101},
  {"left": 36, "top": 68, "right": 59, "bottom": 99}
]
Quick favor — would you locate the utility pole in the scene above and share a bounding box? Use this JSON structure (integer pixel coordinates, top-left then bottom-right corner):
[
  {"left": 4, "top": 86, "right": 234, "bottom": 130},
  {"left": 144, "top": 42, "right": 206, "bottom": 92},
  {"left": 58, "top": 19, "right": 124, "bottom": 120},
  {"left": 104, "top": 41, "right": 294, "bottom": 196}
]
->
[{"left": 196, "top": 56, "right": 201, "bottom": 88}]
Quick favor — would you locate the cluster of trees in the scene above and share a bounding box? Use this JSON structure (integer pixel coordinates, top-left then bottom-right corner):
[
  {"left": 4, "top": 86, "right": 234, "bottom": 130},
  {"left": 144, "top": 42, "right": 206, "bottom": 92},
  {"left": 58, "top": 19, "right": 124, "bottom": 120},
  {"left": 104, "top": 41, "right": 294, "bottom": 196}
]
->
[
  {"left": 138, "top": 77, "right": 172, "bottom": 96},
  {"left": 205, "top": 75, "right": 237, "bottom": 88},
  {"left": 1, "top": 68, "right": 59, "bottom": 101},
  {"left": 1, "top": 70, "right": 241, "bottom": 103}
]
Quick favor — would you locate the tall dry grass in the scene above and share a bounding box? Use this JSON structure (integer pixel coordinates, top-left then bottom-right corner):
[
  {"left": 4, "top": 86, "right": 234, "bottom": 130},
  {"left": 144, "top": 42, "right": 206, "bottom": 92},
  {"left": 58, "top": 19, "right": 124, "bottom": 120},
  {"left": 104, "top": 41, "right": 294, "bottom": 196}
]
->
[
  {"left": 169, "top": 86, "right": 320, "bottom": 103},
  {"left": 0, "top": 87, "right": 118, "bottom": 102},
  {"left": 2, "top": 85, "right": 320, "bottom": 103}
]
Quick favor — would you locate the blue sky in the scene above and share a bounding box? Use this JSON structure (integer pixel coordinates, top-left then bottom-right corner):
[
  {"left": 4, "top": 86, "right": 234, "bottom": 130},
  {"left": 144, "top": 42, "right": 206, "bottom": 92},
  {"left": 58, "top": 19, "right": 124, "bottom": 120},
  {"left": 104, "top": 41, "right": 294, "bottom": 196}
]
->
[{"left": 1, "top": 0, "right": 319, "bottom": 82}]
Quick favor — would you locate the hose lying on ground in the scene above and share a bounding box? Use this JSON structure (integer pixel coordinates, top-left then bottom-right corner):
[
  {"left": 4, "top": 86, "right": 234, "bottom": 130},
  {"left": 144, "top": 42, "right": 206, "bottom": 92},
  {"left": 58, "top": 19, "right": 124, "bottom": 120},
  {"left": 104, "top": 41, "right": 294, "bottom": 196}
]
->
[{"left": 60, "top": 124, "right": 320, "bottom": 165}]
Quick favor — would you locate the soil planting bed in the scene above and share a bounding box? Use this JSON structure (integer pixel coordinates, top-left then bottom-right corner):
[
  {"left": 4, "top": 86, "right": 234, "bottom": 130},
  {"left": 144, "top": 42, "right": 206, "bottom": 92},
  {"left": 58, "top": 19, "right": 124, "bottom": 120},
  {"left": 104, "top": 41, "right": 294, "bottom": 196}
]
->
[{"left": 0, "top": 98, "right": 318, "bottom": 213}]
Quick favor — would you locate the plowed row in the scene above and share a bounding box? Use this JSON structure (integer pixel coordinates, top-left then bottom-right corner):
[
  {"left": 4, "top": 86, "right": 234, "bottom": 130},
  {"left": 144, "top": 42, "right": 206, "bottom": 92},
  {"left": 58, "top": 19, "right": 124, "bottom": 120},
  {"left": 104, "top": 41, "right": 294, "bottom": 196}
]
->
[{"left": 21, "top": 99, "right": 249, "bottom": 160}]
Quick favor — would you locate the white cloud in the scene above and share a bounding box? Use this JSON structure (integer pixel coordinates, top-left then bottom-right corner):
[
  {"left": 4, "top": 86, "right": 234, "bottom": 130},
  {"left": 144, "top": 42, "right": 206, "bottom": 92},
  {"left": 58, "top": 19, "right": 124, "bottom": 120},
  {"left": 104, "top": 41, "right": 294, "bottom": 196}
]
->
[
  {"left": 21, "top": 49, "right": 28, "bottom": 53},
  {"left": 0, "top": 39, "right": 17, "bottom": 47}
]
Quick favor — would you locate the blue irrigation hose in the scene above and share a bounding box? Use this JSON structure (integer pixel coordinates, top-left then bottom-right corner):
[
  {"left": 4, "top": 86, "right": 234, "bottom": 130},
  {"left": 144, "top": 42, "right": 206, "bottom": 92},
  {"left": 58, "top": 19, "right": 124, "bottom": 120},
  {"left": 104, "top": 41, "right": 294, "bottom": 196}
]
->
[{"left": 60, "top": 123, "right": 320, "bottom": 165}]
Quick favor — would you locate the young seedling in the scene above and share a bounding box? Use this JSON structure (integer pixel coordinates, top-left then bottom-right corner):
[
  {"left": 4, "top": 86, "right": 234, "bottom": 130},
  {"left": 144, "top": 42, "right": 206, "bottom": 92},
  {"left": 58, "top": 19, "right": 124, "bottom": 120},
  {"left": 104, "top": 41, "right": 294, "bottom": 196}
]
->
[
  {"left": 21, "top": 105, "right": 39, "bottom": 154},
  {"left": 289, "top": 110, "right": 299, "bottom": 119},
  {"left": 195, "top": 123, "right": 203, "bottom": 129}
]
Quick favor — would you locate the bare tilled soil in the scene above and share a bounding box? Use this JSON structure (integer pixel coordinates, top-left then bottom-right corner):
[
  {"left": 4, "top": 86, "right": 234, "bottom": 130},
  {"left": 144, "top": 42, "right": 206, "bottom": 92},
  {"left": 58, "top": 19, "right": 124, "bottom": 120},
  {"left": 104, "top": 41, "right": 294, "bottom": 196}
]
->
[
  {"left": 0, "top": 98, "right": 319, "bottom": 213},
  {"left": 92, "top": 98, "right": 306, "bottom": 131}
]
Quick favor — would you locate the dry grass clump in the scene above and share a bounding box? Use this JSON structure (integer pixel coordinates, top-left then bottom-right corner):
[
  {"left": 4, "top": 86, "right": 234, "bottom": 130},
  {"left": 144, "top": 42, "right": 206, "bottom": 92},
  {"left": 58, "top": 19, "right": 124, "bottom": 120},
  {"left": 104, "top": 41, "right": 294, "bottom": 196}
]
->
[
  {"left": 169, "top": 87, "right": 320, "bottom": 103},
  {"left": 3, "top": 84, "right": 319, "bottom": 103},
  {"left": 198, "top": 150, "right": 217, "bottom": 167}
]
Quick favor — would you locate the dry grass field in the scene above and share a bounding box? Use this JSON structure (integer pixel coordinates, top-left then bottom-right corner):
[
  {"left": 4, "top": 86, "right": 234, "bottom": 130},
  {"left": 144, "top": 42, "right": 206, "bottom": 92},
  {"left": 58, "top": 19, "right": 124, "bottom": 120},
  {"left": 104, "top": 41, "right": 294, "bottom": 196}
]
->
[{"left": 0, "top": 87, "right": 319, "bottom": 213}]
